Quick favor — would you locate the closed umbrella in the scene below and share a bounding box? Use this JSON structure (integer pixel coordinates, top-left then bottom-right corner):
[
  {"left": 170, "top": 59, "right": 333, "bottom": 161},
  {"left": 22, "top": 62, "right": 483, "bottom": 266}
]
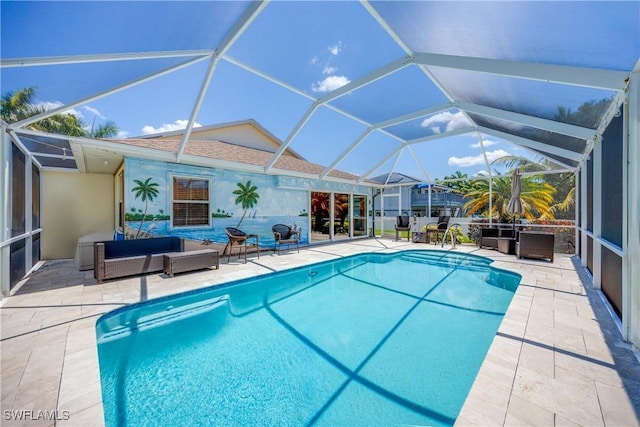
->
[{"left": 506, "top": 168, "right": 525, "bottom": 232}]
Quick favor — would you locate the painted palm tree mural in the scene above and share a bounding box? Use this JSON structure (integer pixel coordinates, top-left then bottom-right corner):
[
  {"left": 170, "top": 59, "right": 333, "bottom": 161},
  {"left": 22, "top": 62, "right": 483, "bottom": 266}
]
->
[
  {"left": 132, "top": 177, "right": 160, "bottom": 238},
  {"left": 233, "top": 180, "right": 259, "bottom": 229}
]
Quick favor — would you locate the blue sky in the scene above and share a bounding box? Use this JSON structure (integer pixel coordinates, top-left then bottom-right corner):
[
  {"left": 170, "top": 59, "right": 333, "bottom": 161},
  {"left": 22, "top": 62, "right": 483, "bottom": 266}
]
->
[{"left": 2, "top": 1, "right": 638, "bottom": 180}]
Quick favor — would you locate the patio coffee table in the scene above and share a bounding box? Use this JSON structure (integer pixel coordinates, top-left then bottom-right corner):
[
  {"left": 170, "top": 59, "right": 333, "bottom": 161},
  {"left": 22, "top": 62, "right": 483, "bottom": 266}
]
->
[{"left": 163, "top": 249, "right": 219, "bottom": 278}]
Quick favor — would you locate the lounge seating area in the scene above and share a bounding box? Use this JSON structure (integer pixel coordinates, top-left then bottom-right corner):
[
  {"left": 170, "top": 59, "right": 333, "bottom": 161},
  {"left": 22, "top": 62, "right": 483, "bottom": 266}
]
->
[
  {"left": 94, "top": 236, "right": 185, "bottom": 283},
  {"left": 478, "top": 226, "right": 555, "bottom": 262}
]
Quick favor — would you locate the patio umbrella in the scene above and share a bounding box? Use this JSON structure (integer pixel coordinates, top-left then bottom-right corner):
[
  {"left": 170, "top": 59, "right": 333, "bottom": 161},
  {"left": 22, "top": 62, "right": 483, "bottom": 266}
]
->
[{"left": 506, "top": 168, "right": 525, "bottom": 232}]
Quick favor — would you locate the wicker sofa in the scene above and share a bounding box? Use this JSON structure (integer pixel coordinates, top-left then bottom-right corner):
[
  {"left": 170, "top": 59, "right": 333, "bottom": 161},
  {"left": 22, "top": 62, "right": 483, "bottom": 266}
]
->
[{"left": 94, "top": 237, "right": 185, "bottom": 283}]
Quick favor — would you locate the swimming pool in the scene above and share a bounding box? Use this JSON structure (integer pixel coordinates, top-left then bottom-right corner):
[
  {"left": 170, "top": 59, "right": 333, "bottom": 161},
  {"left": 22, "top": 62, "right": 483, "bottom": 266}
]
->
[{"left": 96, "top": 250, "right": 520, "bottom": 426}]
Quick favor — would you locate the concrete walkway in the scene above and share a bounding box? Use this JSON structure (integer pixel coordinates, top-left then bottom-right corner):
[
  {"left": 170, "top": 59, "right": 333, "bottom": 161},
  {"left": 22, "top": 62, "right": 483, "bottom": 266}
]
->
[{"left": 1, "top": 239, "right": 638, "bottom": 426}]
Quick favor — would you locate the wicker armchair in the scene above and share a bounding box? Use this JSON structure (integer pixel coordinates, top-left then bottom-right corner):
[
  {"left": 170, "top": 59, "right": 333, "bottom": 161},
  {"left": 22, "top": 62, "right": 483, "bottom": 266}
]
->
[
  {"left": 272, "top": 224, "right": 300, "bottom": 255},
  {"left": 395, "top": 215, "right": 411, "bottom": 241},
  {"left": 224, "top": 227, "right": 259, "bottom": 263},
  {"left": 426, "top": 215, "right": 450, "bottom": 244}
]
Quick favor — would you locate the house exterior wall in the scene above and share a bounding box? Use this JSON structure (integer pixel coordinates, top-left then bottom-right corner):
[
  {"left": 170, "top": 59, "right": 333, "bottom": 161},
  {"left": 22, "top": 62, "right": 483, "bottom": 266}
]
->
[
  {"left": 373, "top": 186, "right": 412, "bottom": 216},
  {"left": 373, "top": 185, "right": 464, "bottom": 217},
  {"left": 124, "top": 157, "right": 372, "bottom": 247},
  {"left": 42, "top": 171, "right": 114, "bottom": 259}
]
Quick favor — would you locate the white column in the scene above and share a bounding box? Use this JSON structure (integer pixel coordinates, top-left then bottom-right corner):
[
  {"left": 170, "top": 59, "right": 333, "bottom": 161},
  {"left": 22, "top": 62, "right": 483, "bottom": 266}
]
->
[
  {"left": 25, "top": 156, "right": 33, "bottom": 270},
  {"left": 624, "top": 66, "right": 640, "bottom": 348},
  {"left": 580, "top": 161, "right": 588, "bottom": 267},
  {"left": 593, "top": 136, "right": 602, "bottom": 289},
  {"left": 575, "top": 172, "right": 579, "bottom": 255},
  {"left": 0, "top": 126, "right": 9, "bottom": 295},
  {"left": 428, "top": 184, "right": 432, "bottom": 218}
]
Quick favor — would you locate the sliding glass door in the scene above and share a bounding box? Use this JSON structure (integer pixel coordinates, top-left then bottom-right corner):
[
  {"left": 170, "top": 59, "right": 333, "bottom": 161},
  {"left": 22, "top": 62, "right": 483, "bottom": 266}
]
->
[{"left": 310, "top": 192, "right": 367, "bottom": 242}]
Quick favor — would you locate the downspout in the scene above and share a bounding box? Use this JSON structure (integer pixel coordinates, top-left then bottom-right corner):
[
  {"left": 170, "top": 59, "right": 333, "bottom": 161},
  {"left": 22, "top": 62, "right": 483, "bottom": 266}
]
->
[{"left": 372, "top": 187, "right": 383, "bottom": 237}]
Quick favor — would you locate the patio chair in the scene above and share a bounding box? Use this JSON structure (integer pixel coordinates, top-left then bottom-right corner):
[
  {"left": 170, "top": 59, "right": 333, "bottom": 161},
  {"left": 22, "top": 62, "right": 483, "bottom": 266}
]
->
[
  {"left": 272, "top": 224, "right": 300, "bottom": 255},
  {"left": 395, "top": 215, "right": 411, "bottom": 241},
  {"left": 224, "top": 227, "right": 259, "bottom": 263},
  {"left": 426, "top": 215, "right": 450, "bottom": 245}
]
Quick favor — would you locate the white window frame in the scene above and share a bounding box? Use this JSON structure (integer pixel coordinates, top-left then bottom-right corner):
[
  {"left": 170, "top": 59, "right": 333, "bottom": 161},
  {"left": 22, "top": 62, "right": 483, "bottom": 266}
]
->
[{"left": 170, "top": 175, "right": 211, "bottom": 228}]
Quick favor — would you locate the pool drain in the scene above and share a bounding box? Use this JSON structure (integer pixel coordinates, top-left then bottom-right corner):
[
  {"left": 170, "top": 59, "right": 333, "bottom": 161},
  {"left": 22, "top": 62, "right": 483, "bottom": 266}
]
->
[{"left": 238, "top": 383, "right": 252, "bottom": 399}]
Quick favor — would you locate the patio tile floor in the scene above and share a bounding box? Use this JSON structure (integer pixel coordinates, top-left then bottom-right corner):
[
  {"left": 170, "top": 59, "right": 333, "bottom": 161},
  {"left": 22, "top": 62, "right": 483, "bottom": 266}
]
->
[{"left": 1, "top": 238, "right": 638, "bottom": 426}]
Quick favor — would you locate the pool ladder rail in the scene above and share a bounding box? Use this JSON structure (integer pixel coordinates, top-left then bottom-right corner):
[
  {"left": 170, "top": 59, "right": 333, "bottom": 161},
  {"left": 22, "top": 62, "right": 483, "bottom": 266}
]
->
[{"left": 438, "top": 223, "right": 462, "bottom": 249}]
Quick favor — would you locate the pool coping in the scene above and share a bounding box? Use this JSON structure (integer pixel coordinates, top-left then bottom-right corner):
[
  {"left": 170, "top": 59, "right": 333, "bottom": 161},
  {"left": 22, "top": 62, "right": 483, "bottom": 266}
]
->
[{"left": 1, "top": 239, "right": 639, "bottom": 426}]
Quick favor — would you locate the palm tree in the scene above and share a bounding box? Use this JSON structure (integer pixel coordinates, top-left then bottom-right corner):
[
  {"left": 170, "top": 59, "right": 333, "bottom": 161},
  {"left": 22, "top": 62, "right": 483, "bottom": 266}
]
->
[
  {"left": 492, "top": 155, "right": 575, "bottom": 219},
  {"left": 131, "top": 178, "right": 160, "bottom": 238},
  {"left": 1, "top": 87, "right": 37, "bottom": 123},
  {"left": 2, "top": 86, "right": 119, "bottom": 137},
  {"left": 33, "top": 113, "right": 86, "bottom": 136},
  {"left": 440, "top": 170, "right": 473, "bottom": 194},
  {"left": 463, "top": 173, "right": 556, "bottom": 220},
  {"left": 88, "top": 120, "right": 118, "bottom": 138},
  {"left": 232, "top": 180, "right": 259, "bottom": 229}
]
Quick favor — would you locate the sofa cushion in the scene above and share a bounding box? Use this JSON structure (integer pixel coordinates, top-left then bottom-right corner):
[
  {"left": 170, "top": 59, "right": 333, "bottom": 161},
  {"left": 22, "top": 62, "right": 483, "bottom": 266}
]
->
[{"left": 103, "top": 237, "right": 182, "bottom": 259}]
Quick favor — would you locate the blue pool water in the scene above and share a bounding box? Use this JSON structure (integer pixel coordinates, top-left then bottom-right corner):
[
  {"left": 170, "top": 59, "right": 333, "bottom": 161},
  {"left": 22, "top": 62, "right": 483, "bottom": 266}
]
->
[{"left": 96, "top": 250, "right": 520, "bottom": 426}]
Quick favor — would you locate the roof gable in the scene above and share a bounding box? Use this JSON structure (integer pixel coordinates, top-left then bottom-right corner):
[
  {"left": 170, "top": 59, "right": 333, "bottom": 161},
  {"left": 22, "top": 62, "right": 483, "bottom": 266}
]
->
[{"left": 138, "top": 120, "right": 304, "bottom": 160}]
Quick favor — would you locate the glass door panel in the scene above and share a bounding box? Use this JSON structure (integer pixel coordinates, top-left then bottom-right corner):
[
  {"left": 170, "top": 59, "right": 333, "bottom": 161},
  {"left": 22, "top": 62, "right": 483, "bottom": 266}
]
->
[
  {"left": 311, "top": 191, "right": 331, "bottom": 243},
  {"left": 334, "top": 193, "right": 350, "bottom": 240},
  {"left": 353, "top": 195, "right": 367, "bottom": 236}
]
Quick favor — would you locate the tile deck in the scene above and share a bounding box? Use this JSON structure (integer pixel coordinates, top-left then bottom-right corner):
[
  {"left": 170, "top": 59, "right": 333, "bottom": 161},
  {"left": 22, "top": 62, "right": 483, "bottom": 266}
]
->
[{"left": 1, "top": 239, "right": 639, "bottom": 426}]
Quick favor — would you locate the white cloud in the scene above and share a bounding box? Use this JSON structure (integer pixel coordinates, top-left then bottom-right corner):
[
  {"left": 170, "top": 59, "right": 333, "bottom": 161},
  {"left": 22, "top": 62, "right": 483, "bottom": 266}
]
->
[
  {"left": 470, "top": 138, "right": 499, "bottom": 149},
  {"left": 34, "top": 101, "right": 83, "bottom": 119},
  {"left": 328, "top": 42, "right": 344, "bottom": 56},
  {"left": 141, "top": 120, "right": 202, "bottom": 135},
  {"left": 82, "top": 105, "right": 106, "bottom": 120},
  {"left": 311, "top": 75, "right": 350, "bottom": 93},
  {"left": 322, "top": 65, "right": 337, "bottom": 75},
  {"left": 448, "top": 149, "right": 510, "bottom": 167},
  {"left": 117, "top": 130, "right": 130, "bottom": 138},
  {"left": 310, "top": 55, "right": 319, "bottom": 65},
  {"left": 420, "top": 111, "right": 470, "bottom": 134}
]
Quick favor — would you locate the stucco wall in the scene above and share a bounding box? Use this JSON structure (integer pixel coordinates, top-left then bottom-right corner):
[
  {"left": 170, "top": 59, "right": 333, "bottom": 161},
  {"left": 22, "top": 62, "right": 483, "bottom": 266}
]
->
[{"left": 42, "top": 171, "right": 114, "bottom": 259}]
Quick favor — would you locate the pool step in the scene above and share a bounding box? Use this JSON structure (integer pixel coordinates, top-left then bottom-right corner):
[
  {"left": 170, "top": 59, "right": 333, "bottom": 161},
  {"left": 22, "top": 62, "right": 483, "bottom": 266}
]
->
[{"left": 97, "top": 295, "right": 229, "bottom": 343}]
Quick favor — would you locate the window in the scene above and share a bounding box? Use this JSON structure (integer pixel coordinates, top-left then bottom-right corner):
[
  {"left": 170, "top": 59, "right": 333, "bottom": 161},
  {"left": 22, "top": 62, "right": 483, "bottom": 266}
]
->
[{"left": 172, "top": 177, "right": 210, "bottom": 226}]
